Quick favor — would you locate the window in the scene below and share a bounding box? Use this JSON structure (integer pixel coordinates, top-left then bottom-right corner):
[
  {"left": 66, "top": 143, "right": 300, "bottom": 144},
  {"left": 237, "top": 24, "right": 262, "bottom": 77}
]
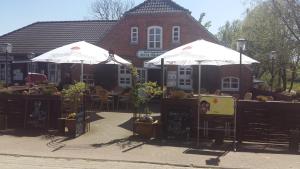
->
[
  {"left": 83, "top": 74, "right": 94, "bottom": 86},
  {"left": 48, "top": 63, "right": 61, "bottom": 84},
  {"left": 222, "top": 77, "right": 239, "bottom": 91},
  {"left": 28, "top": 62, "right": 38, "bottom": 73},
  {"left": 131, "top": 27, "right": 138, "bottom": 43},
  {"left": 118, "top": 65, "right": 131, "bottom": 87},
  {"left": 147, "top": 26, "right": 163, "bottom": 49},
  {"left": 137, "top": 68, "right": 148, "bottom": 83},
  {"left": 178, "top": 66, "right": 193, "bottom": 90},
  {"left": 0, "top": 63, "right": 11, "bottom": 83},
  {"left": 172, "top": 26, "right": 180, "bottom": 43},
  {"left": 0, "top": 64, "right": 6, "bottom": 81}
]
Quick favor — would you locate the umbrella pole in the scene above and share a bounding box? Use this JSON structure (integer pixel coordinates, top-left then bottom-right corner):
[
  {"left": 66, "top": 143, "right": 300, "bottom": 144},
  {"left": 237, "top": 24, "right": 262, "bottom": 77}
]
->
[
  {"left": 197, "top": 63, "right": 201, "bottom": 147},
  {"left": 80, "top": 60, "right": 84, "bottom": 82}
]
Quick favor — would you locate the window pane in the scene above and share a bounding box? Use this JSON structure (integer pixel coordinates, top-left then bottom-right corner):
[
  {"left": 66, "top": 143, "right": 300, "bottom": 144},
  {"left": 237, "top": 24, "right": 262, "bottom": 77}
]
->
[
  {"left": 223, "top": 78, "right": 230, "bottom": 83},
  {"left": 223, "top": 83, "right": 230, "bottom": 88},
  {"left": 155, "top": 42, "right": 160, "bottom": 48},
  {"left": 155, "top": 35, "right": 160, "bottom": 40},
  {"left": 149, "top": 42, "right": 154, "bottom": 48},
  {"left": 150, "top": 35, "right": 154, "bottom": 41},
  {"left": 231, "top": 83, "right": 238, "bottom": 88},
  {"left": 150, "top": 29, "right": 154, "bottom": 34},
  {"left": 156, "top": 28, "right": 161, "bottom": 34},
  {"left": 231, "top": 78, "right": 238, "bottom": 83},
  {"left": 186, "top": 79, "right": 191, "bottom": 85}
]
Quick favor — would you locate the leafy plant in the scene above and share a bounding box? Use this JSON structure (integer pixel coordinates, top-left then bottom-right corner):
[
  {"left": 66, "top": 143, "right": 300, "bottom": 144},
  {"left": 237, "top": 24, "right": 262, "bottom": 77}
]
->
[
  {"left": 62, "top": 82, "right": 87, "bottom": 117},
  {"left": 131, "top": 81, "right": 162, "bottom": 114}
]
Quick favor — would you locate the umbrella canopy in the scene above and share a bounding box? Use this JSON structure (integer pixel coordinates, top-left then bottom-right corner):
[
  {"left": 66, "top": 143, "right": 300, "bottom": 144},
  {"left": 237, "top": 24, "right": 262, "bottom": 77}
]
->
[
  {"left": 32, "top": 41, "right": 130, "bottom": 82},
  {"left": 146, "top": 39, "right": 258, "bottom": 66},
  {"left": 32, "top": 41, "right": 131, "bottom": 65}
]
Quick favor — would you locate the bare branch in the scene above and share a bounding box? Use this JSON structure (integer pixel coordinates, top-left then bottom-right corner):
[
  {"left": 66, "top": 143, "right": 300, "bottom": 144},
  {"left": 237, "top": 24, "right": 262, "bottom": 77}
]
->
[{"left": 91, "top": 0, "right": 135, "bottom": 20}]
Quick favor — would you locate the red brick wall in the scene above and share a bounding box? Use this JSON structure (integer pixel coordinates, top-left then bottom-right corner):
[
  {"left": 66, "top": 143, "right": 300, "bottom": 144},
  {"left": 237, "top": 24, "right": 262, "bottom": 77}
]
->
[
  {"left": 99, "top": 13, "right": 218, "bottom": 67},
  {"left": 220, "top": 65, "right": 253, "bottom": 97},
  {"left": 98, "top": 12, "right": 253, "bottom": 95}
]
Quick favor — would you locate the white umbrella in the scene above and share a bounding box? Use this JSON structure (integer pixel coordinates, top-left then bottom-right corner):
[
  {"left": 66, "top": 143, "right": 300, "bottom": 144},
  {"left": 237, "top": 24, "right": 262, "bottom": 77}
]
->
[
  {"left": 146, "top": 39, "right": 259, "bottom": 94},
  {"left": 146, "top": 39, "right": 259, "bottom": 149},
  {"left": 32, "top": 41, "right": 131, "bottom": 82},
  {"left": 146, "top": 39, "right": 258, "bottom": 66}
]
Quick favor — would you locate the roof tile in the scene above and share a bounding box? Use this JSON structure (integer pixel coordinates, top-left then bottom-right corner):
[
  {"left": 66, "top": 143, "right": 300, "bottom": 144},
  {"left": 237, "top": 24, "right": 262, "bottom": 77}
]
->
[
  {"left": 125, "top": 0, "right": 190, "bottom": 15},
  {"left": 0, "top": 20, "right": 117, "bottom": 54}
]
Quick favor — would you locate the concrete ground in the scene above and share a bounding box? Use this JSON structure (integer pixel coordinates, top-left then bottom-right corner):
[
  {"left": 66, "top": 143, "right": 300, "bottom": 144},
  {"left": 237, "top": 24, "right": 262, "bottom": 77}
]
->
[{"left": 0, "top": 111, "right": 299, "bottom": 169}]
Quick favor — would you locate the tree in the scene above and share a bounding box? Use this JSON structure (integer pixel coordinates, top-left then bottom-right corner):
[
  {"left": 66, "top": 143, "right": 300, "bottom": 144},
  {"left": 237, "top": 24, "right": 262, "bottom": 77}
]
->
[
  {"left": 216, "top": 20, "right": 242, "bottom": 48},
  {"left": 198, "top": 12, "right": 212, "bottom": 29},
  {"left": 217, "top": 0, "right": 296, "bottom": 91},
  {"left": 91, "top": 0, "right": 135, "bottom": 20},
  {"left": 242, "top": 0, "right": 293, "bottom": 90},
  {"left": 272, "top": 0, "right": 300, "bottom": 91}
]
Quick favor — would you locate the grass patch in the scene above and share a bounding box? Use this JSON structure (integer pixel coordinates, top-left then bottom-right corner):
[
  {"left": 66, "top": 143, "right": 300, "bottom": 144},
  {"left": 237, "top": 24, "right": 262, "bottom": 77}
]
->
[{"left": 292, "top": 82, "right": 300, "bottom": 91}]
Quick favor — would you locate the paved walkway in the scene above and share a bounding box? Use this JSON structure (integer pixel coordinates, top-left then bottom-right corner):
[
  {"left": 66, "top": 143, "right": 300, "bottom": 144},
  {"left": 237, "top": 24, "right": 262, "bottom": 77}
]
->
[
  {"left": 0, "top": 155, "right": 200, "bottom": 169},
  {"left": 0, "top": 111, "right": 299, "bottom": 169}
]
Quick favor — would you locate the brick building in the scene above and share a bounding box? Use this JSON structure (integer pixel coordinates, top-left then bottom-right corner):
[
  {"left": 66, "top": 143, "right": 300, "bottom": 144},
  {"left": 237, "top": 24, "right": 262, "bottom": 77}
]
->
[{"left": 0, "top": 0, "right": 253, "bottom": 95}]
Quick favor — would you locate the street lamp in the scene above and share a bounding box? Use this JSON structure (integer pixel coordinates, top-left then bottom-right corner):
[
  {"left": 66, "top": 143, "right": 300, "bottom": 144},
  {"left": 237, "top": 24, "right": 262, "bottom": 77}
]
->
[
  {"left": 0, "top": 43, "right": 13, "bottom": 87},
  {"left": 236, "top": 38, "right": 247, "bottom": 99},
  {"left": 269, "top": 51, "right": 277, "bottom": 92}
]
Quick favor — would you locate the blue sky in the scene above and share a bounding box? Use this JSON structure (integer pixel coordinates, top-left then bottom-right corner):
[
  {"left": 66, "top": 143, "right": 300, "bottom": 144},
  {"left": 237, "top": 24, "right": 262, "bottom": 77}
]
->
[{"left": 0, "top": 0, "right": 249, "bottom": 36}]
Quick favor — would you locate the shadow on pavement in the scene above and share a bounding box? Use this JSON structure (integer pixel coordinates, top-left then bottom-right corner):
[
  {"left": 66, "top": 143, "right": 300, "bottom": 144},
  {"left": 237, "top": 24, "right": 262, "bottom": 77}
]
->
[{"left": 0, "top": 129, "right": 50, "bottom": 137}]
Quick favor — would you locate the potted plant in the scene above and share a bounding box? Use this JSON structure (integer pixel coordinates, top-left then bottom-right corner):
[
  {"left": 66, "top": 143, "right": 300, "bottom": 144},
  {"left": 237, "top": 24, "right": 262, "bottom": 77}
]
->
[
  {"left": 62, "top": 82, "right": 87, "bottom": 136},
  {"left": 131, "top": 79, "right": 162, "bottom": 138}
]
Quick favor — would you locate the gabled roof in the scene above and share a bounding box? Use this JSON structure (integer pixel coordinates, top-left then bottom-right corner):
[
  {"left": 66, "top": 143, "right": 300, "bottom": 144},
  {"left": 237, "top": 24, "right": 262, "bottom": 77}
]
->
[
  {"left": 125, "top": 0, "right": 190, "bottom": 15},
  {"left": 0, "top": 20, "right": 117, "bottom": 54}
]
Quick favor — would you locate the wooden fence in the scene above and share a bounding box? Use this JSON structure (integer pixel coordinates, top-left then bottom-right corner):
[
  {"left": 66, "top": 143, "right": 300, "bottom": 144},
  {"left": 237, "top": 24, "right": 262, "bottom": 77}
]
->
[
  {"left": 161, "top": 98, "right": 300, "bottom": 143},
  {"left": 0, "top": 95, "right": 62, "bottom": 130},
  {"left": 237, "top": 100, "right": 300, "bottom": 143}
]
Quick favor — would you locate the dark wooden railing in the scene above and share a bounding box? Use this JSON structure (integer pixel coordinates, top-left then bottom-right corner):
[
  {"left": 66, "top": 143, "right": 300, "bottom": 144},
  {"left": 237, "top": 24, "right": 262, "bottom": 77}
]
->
[{"left": 161, "top": 98, "right": 300, "bottom": 144}]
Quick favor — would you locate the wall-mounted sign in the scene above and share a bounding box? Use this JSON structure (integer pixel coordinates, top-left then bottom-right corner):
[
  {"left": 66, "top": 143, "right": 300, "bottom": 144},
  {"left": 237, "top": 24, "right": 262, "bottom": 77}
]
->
[{"left": 137, "top": 50, "right": 166, "bottom": 59}]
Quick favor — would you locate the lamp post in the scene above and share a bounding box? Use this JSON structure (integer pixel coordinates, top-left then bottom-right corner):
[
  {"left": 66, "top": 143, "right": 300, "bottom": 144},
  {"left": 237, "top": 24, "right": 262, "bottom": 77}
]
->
[
  {"left": 235, "top": 38, "right": 246, "bottom": 152},
  {"left": 0, "top": 43, "right": 13, "bottom": 87},
  {"left": 269, "top": 51, "right": 277, "bottom": 92},
  {"left": 236, "top": 38, "right": 247, "bottom": 99}
]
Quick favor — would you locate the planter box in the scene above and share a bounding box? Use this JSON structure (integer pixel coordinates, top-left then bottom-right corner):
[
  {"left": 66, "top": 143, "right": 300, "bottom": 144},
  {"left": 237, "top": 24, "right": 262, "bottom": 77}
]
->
[
  {"left": 134, "top": 120, "right": 159, "bottom": 138},
  {"left": 65, "top": 118, "right": 76, "bottom": 136}
]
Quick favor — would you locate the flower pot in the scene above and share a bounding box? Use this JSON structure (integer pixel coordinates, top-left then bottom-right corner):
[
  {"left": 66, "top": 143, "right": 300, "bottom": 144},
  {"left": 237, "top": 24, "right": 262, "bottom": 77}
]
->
[
  {"left": 134, "top": 120, "right": 158, "bottom": 138},
  {"left": 65, "top": 118, "right": 76, "bottom": 137}
]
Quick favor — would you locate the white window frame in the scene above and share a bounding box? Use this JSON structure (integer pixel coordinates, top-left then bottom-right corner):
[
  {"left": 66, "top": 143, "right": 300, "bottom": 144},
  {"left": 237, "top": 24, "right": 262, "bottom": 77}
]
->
[
  {"left": 178, "top": 66, "right": 193, "bottom": 90},
  {"left": 83, "top": 74, "right": 94, "bottom": 86},
  {"left": 172, "top": 26, "right": 180, "bottom": 43},
  {"left": 118, "top": 65, "right": 131, "bottom": 88},
  {"left": 221, "top": 76, "right": 240, "bottom": 91},
  {"left": 48, "top": 63, "right": 61, "bottom": 85},
  {"left": 147, "top": 26, "right": 163, "bottom": 50},
  {"left": 137, "top": 68, "right": 148, "bottom": 83},
  {"left": 131, "top": 27, "right": 138, "bottom": 44}
]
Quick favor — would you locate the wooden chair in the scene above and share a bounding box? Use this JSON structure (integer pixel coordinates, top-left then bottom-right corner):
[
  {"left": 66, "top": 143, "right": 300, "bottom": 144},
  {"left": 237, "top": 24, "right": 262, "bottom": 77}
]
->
[
  {"left": 117, "top": 93, "right": 131, "bottom": 111},
  {"left": 95, "top": 87, "right": 114, "bottom": 111}
]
